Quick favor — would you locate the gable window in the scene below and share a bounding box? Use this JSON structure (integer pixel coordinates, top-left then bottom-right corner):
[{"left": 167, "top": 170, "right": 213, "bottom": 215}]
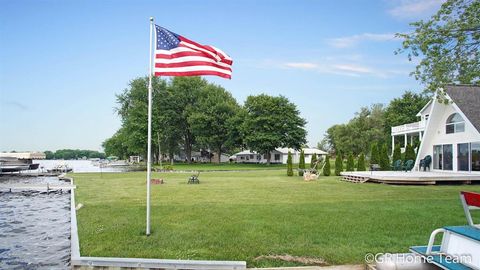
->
[
  {"left": 425, "top": 114, "right": 429, "bottom": 121},
  {"left": 446, "top": 113, "right": 465, "bottom": 134}
]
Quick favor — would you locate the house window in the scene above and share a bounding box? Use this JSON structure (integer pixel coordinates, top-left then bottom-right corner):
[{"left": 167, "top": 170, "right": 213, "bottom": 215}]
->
[
  {"left": 433, "top": 145, "right": 442, "bottom": 170},
  {"left": 274, "top": 154, "right": 280, "bottom": 161},
  {"left": 443, "top": 144, "right": 453, "bottom": 170},
  {"left": 250, "top": 154, "right": 254, "bottom": 159},
  {"left": 472, "top": 142, "right": 480, "bottom": 172},
  {"left": 458, "top": 143, "right": 470, "bottom": 171},
  {"left": 446, "top": 113, "right": 465, "bottom": 134},
  {"left": 425, "top": 114, "right": 429, "bottom": 121}
]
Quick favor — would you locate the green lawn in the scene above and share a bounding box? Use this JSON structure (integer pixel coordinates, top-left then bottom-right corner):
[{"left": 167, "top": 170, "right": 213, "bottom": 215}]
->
[
  {"left": 154, "top": 162, "right": 286, "bottom": 171},
  {"left": 73, "top": 170, "right": 480, "bottom": 267}
]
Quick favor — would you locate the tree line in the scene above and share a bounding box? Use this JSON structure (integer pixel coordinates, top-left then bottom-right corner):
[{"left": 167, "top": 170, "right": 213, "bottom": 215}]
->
[
  {"left": 103, "top": 76, "right": 307, "bottom": 164},
  {"left": 44, "top": 149, "right": 106, "bottom": 160}
]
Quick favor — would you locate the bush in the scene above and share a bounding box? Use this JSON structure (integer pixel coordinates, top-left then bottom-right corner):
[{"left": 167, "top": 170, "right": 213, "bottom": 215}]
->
[
  {"left": 404, "top": 143, "right": 416, "bottom": 163},
  {"left": 357, "top": 153, "right": 366, "bottom": 171},
  {"left": 334, "top": 154, "right": 343, "bottom": 176},
  {"left": 310, "top": 153, "right": 318, "bottom": 169},
  {"left": 287, "top": 151, "right": 293, "bottom": 176},
  {"left": 346, "top": 154, "right": 355, "bottom": 171},
  {"left": 323, "top": 155, "right": 331, "bottom": 176},
  {"left": 392, "top": 144, "right": 401, "bottom": 166},
  {"left": 379, "top": 144, "right": 390, "bottom": 171},
  {"left": 298, "top": 150, "right": 305, "bottom": 176},
  {"left": 370, "top": 143, "right": 379, "bottom": 164}
]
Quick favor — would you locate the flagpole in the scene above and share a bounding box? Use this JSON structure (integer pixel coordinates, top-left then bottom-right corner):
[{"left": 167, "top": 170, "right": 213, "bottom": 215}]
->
[{"left": 146, "top": 16, "right": 154, "bottom": 236}]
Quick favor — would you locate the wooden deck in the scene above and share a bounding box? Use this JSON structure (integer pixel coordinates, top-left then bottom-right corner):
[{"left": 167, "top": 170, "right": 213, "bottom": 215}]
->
[{"left": 340, "top": 171, "right": 480, "bottom": 185}]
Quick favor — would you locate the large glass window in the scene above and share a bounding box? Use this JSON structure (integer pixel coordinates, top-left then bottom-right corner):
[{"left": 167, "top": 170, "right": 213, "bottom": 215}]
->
[
  {"left": 443, "top": 144, "right": 453, "bottom": 170},
  {"left": 472, "top": 143, "right": 480, "bottom": 172},
  {"left": 446, "top": 113, "right": 465, "bottom": 134},
  {"left": 458, "top": 143, "right": 470, "bottom": 171},
  {"left": 433, "top": 145, "right": 442, "bottom": 170}
]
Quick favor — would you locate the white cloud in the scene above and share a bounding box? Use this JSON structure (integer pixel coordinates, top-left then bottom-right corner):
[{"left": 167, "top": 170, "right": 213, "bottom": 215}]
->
[
  {"left": 332, "top": 64, "right": 373, "bottom": 74},
  {"left": 327, "top": 33, "right": 396, "bottom": 48},
  {"left": 284, "top": 62, "right": 318, "bottom": 69},
  {"left": 388, "top": 0, "right": 445, "bottom": 19}
]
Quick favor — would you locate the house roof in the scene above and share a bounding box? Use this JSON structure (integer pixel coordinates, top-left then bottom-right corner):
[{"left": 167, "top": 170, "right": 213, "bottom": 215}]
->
[
  {"left": 232, "top": 148, "right": 327, "bottom": 157},
  {"left": 445, "top": 85, "right": 480, "bottom": 132}
]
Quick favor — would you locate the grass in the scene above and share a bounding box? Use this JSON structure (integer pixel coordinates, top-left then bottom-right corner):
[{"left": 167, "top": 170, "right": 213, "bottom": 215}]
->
[
  {"left": 154, "top": 162, "right": 286, "bottom": 171},
  {"left": 73, "top": 170, "right": 480, "bottom": 267}
]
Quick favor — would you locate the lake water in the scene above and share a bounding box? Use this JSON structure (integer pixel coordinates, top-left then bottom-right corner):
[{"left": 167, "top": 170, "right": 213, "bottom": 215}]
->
[
  {"left": 33, "top": 159, "right": 135, "bottom": 173},
  {"left": 0, "top": 176, "right": 70, "bottom": 269}
]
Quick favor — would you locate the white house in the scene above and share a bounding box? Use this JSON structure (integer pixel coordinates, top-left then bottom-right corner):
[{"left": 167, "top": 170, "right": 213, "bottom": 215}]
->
[
  {"left": 391, "top": 85, "right": 480, "bottom": 173},
  {"left": 231, "top": 148, "right": 327, "bottom": 164}
]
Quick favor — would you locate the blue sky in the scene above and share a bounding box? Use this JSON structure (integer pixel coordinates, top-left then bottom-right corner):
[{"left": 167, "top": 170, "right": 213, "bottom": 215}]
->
[{"left": 0, "top": 0, "right": 444, "bottom": 152}]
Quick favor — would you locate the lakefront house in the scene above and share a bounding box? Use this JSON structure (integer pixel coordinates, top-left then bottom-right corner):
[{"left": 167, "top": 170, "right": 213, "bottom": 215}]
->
[{"left": 391, "top": 85, "right": 480, "bottom": 173}]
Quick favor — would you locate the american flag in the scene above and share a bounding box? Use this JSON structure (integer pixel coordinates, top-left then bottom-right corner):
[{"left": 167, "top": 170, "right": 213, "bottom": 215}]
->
[{"left": 154, "top": 25, "right": 232, "bottom": 79}]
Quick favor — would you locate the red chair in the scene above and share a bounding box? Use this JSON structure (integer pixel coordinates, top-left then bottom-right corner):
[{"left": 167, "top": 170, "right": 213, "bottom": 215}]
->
[{"left": 460, "top": 191, "right": 480, "bottom": 227}]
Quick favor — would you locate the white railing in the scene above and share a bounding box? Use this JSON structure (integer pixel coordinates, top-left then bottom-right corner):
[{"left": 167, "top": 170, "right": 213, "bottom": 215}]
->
[{"left": 391, "top": 121, "right": 425, "bottom": 134}]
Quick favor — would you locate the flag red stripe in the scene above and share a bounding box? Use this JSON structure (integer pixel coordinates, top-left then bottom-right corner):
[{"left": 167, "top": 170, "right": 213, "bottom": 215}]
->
[
  {"left": 178, "top": 41, "right": 233, "bottom": 65},
  {"left": 155, "top": 51, "right": 206, "bottom": 59},
  {"left": 155, "top": 70, "right": 231, "bottom": 79},
  {"left": 155, "top": 61, "right": 232, "bottom": 71}
]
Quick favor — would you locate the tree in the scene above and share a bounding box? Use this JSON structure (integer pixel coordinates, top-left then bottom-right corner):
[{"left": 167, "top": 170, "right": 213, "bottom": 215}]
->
[
  {"left": 334, "top": 154, "right": 343, "bottom": 176},
  {"left": 392, "top": 144, "right": 402, "bottom": 165},
  {"left": 396, "top": 0, "right": 480, "bottom": 93},
  {"left": 103, "top": 128, "right": 130, "bottom": 159},
  {"left": 323, "top": 155, "right": 331, "bottom": 176},
  {"left": 310, "top": 153, "right": 318, "bottom": 169},
  {"left": 188, "top": 84, "right": 242, "bottom": 163},
  {"left": 379, "top": 144, "right": 390, "bottom": 171},
  {"left": 357, "top": 153, "right": 366, "bottom": 171},
  {"left": 243, "top": 94, "right": 307, "bottom": 164},
  {"left": 346, "top": 154, "right": 355, "bottom": 171},
  {"left": 287, "top": 151, "right": 293, "bottom": 176},
  {"left": 298, "top": 150, "right": 305, "bottom": 176},
  {"left": 404, "top": 143, "right": 417, "bottom": 163},
  {"left": 370, "top": 143, "right": 379, "bottom": 164}
]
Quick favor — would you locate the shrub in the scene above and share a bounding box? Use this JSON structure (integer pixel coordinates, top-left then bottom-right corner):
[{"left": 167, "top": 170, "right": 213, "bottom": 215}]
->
[
  {"left": 404, "top": 143, "right": 416, "bottom": 163},
  {"left": 346, "top": 154, "right": 355, "bottom": 171},
  {"left": 379, "top": 144, "right": 390, "bottom": 171},
  {"left": 370, "top": 143, "right": 379, "bottom": 164},
  {"left": 287, "top": 151, "right": 293, "bottom": 176},
  {"left": 334, "top": 154, "right": 343, "bottom": 176},
  {"left": 392, "top": 144, "right": 401, "bottom": 166},
  {"left": 323, "top": 155, "right": 331, "bottom": 176},
  {"left": 298, "top": 149, "right": 305, "bottom": 176},
  {"left": 310, "top": 153, "right": 318, "bottom": 169},
  {"left": 357, "top": 153, "right": 366, "bottom": 171}
]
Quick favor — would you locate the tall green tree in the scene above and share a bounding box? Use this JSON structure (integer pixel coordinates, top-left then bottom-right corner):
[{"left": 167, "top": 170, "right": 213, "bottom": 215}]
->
[
  {"left": 346, "top": 154, "right": 355, "bottom": 171},
  {"left": 384, "top": 91, "right": 430, "bottom": 134},
  {"left": 310, "top": 153, "right": 318, "bottom": 169},
  {"left": 334, "top": 154, "right": 343, "bottom": 176},
  {"left": 370, "top": 143, "right": 379, "bottom": 164},
  {"left": 323, "top": 155, "right": 331, "bottom": 176},
  {"left": 243, "top": 94, "right": 307, "bottom": 164},
  {"left": 404, "top": 143, "right": 417, "bottom": 163},
  {"left": 188, "top": 84, "right": 242, "bottom": 163},
  {"left": 356, "top": 153, "right": 366, "bottom": 171},
  {"left": 379, "top": 144, "right": 390, "bottom": 171},
  {"left": 392, "top": 144, "right": 402, "bottom": 165},
  {"left": 396, "top": 0, "right": 480, "bottom": 93},
  {"left": 298, "top": 150, "right": 305, "bottom": 176},
  {"left": 287, "top": 151, "right": 293, "bottom": 176}
]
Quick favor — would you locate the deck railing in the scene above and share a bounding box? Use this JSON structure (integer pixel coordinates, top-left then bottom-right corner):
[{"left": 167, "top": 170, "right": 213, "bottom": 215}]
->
[{"left": 391, "top": 121, "right": 425, "bottom": 134}]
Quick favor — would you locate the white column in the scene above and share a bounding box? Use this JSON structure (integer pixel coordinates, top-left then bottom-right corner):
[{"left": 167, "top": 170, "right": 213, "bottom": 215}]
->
[
  {"left": 392, "top": 136, "right": 395, "bottom": 153},
  {"left": 404, "top": 134, "right": 407, "bottom": 147}
]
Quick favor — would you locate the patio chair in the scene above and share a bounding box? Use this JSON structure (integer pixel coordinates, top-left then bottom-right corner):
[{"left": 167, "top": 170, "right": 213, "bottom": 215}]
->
[
  {"left": 403, "top": 160, "right": 414, "bottom": 172},
  {"left": 188, "top": 171, "right": 200, "bottom": 184},
  {"left": 392, "top": 159, "right": 403, "bottom": 171},
  {"left": 419, "top": 155, "right": 432, "bottom": 171},
  {"left": 460, "top": 191, "right": 480, "bottom": 227}
]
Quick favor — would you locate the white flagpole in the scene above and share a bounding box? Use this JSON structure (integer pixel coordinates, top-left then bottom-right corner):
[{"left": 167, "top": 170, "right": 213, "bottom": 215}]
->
[{"left": 146, "top": 16, "right": 154, "bottom": 236}]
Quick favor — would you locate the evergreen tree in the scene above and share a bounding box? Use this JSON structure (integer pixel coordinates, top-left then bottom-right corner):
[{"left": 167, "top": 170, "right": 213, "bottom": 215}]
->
[
  {"left": 298, "top": 149, "right": 305, "bottom": 176},
  {"left": 370, "top": 143, "right": 379, "bottom": 164},
  {"left": 357, "top": 153, "right": 366, "bottom": 171},
  {"left": 346, "top": 154, "right": 355, "bottom": 171},
  {"left": 334, "top": 154, "right": 343, "bottom": 176},
  {"left": 310, "top": 153, "right": 318, "bottom": 169},
  {"left": 287, "top": 151, "right": 293, "bottom": 176},
  {"left": 392, "top": 144, "right": 402, "bottom": 166},
  {"left": 323, "top": 155, "right": 331, "bottom": 176},
  {"left": 404, "top": 143, "right": 416, "bottom": 163},
  {"left": 379, "top": 144, "right": 390, "bottom": 171}
]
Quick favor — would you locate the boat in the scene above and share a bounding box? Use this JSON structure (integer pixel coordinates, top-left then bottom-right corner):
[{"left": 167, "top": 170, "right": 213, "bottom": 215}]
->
[
  {"left": 47, "top": 164, "right": 73, "bottom": 173},
  {"left": 0, "top": 157, "right": 38, "bottom": 173}
]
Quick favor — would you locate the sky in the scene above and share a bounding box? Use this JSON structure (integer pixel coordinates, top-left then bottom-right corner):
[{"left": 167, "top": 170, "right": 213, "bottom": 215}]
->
[{"left": 0, "top": 0, "right": 445, "bottom": 152}]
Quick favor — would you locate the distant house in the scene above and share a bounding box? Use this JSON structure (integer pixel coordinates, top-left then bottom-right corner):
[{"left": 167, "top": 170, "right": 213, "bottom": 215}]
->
[
  {"left": 231, "top": 148, "right": 327, "bottom": 164},
  {"left": 391, "top": 85, "right": 480, "bottom": 173}
]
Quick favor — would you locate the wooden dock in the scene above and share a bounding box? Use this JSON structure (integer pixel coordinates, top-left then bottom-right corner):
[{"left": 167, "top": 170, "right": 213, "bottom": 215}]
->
[{"left": 340, "top": 171, "right": 480, "bottom": 185}]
